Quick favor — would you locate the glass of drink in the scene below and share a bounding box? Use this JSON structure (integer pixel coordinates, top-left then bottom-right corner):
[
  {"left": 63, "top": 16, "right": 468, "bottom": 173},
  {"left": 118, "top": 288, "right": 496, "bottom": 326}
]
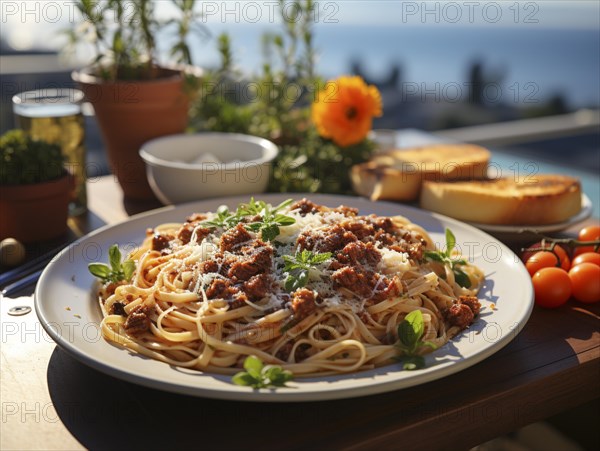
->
[
  {"left": 370, "top": 129, "right": 398, "bottom": 153},
  {"left": 12, "top": 88, "right": 87, "bottom": 216}
]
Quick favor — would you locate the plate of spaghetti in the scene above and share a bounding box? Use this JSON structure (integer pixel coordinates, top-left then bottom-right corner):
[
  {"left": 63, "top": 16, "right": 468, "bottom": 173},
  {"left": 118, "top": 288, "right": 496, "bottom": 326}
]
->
[{"left": 35, "top": 194, "right": 533, "bottom": 401}]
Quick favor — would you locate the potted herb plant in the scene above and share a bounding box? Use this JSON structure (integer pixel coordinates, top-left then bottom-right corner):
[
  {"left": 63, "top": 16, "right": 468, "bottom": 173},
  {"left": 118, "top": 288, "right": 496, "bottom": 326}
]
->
[
  {"left": 190, "top": 1, "right": 379, "bottom": 194},
  {"left": 69, "top": 0, "right": 203, "bottom": 200},
  {"left": 0, "top": 130, "right": 73, "bottom": 243}
]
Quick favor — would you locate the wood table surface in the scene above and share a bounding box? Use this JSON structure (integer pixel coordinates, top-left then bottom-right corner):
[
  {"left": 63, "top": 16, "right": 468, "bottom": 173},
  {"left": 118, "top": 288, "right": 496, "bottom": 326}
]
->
[{"left": 1, "top": 175, "right": 599, "bottom": 450}]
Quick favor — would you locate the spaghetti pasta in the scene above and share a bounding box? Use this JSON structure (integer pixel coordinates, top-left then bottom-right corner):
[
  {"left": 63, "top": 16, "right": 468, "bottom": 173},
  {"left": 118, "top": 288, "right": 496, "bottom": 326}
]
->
[{"left": 96, "top": 198, "right": 484, "bottom": 376}]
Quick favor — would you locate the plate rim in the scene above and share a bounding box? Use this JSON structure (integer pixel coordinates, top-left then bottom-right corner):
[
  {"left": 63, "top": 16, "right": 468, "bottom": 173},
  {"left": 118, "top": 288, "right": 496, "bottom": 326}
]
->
[
  {"left": 467, "top": 194, "right": 592, "bottom": 233},
  {"left": 34, "top": 193, "right": 534, "bottom": 402}
]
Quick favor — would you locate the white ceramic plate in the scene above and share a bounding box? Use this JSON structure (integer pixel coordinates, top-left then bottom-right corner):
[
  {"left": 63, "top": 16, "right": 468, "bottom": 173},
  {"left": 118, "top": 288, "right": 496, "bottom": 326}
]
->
[
  {"left": 468, "top": 194, "right": 593, "bottom": 234},
  {"left": 35, "top": 194, "right": 533, "bottom": 402}
]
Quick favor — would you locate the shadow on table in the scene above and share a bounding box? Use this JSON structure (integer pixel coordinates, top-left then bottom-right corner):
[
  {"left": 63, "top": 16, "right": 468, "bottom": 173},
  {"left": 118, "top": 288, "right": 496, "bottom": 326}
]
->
[
  {"left": 48, "top": 345, "right": 411, "bottom": 450},
  {"left": 46, "top": 343, "right": 465, "bottom": 450},
  {"left": 46, "top": 300, "right": 596, "bottom": 451},
  {"left": 122, "top": 197, "right": 164, "bottom": 217}
]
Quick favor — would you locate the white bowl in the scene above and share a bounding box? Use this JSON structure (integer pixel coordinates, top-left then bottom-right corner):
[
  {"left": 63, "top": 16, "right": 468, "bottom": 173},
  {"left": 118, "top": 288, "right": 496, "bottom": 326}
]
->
[{"left": 139, "top": 133, "right": 279, "bottom": 205}]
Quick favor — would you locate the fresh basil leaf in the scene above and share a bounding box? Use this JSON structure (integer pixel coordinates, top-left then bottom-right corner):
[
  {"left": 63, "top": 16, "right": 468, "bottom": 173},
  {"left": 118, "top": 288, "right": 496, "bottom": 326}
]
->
[
  {"left": 231, "top": 372, "right": 258, "bottom": 387},
  {"left": 445, "top": 228, "right": 456, "bottom": 256},
  {"left": 398, "top": 310, "right": 424, "bottom": 350},
  {"left": 285, "top": 268, "right": 308, "bottom": 292},
  {"left": 245, "top": 222, "right": 263, "bottom": 232},
  {"left": 261, "top": 224, "right": 280, "bottom": 242},
  {"left": 202, "top": 220, "right": 219, "bottom": 228},
  {"left": 274, "top": 214, "right": 296, "bottom": 226},
  {"left": 283, "top": 250, "right": 332, "bottom": 291},
  {"left": 273, "top": 198, "right": 293, "bottom": 213},
  {"left": 264, "top": 365, "right": 282, "bottom": 383},
  {"left": 406, "top": 310, "right": 425, "bottom": 340},
  {"left": 232, "top": 356, "right": 293, "bottom": 389},
  {"left": 243, "top": 355, "right": 263, "bottom": 378},
  {"left": 398, "top": 322, "right": 416, "bottom": 350},
  {"left": 298, "top": 270, "right": 309, "bottom": 287},
  {"left": 108, "top": 245, "right": 121, "bottom": 272},
  {"left": 424, "top": 250, "right": 445, "bottom": 263},
  {"left": 122, "top": 260, "right": 136, "bottom": 281},
  {"left": 202, "top": 206, "right": 240, "bottom": 230},
  {"left": 88, "top": 263, "right": 110, "bottom": 280},
  {"left": 453, "top": 268, "right": 471, "bottom": 288},
  {"left": 282, "top": 254, "right": 296, "bottom": 267},
  {"left": 266, "top": 366, "right": 293, "bottom": 386},
  {"left": 310, "top": 252, "right": 332, "bottom": 264},
  {"left": 421, "top": 341, "right": 438, "bottom": 350},
  {"left": 240, "top": 198, "right": 265, "bottom": 216},
  {"left": 402, "top": 355, "right": 425, "bottom": 371},
  {"left": 284, "top": 274, "right": 298, "bottom": 292}
]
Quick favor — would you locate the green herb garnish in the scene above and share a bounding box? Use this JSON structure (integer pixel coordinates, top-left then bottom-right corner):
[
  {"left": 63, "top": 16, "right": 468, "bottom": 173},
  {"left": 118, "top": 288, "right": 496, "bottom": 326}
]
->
[
  {"left": 395, "top": 310, "right": 437, "bottom": 370},
  {"left": 243, "top": 198, "right": 296, "bottom": 242},
  {"left": 201, "top": 205, "right": 240, "bottom": 229},
  {"left": 232, "top": 355, "right": 293, "bottom": 389},
  {"left": 88, "top": 244, "right": 136, "bottom": 284},
  {"left": 202, "top": 198, "right": 296, "bottom": 242},
  {"left": 424, "top": 228, "right": 471, "bottom": 288},
  {"left": 283, "top": 249, "right": 332, "bottom": 292}
]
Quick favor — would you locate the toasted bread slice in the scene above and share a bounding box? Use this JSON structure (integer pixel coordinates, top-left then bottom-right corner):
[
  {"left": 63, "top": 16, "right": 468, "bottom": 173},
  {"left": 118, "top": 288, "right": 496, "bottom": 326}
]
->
[
  {"left": 420, "top": 175, "right": 582, "bottom": 225},
  {"left": 351, "top": 144, "right": 490, "bottom": 201}
]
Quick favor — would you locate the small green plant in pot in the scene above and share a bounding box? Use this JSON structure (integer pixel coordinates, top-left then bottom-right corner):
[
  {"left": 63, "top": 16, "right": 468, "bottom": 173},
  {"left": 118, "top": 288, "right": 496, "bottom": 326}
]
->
[
  {"left": 189, "top": 1, "right": 378, "bottom": 195},
  {"left": 68, "top": 0, "right": 204, "bottom": 200},
  {"left": 0, "top": 130, "right": 73, "bottom": 243}
]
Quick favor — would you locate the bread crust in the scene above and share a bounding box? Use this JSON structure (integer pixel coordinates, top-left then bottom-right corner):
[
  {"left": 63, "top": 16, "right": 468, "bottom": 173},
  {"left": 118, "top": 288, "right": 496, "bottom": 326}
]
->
[
  {"left": 420, "top": 175, "right": 582, "bottom": 225},
  {"left": 351, "top": 144, "right": 490, "bottom": 201}
]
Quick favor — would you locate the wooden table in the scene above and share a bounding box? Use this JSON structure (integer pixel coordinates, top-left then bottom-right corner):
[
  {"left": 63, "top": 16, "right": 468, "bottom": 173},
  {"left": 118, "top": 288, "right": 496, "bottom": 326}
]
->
[{"left": 1, "top": 175, "right": 599, "bottom": 450}]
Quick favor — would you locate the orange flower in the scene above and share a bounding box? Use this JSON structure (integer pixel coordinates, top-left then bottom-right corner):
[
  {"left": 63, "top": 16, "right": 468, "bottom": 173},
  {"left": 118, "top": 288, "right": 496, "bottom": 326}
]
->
[{"left": 312, "top": 76, "right": 382, "bottom": 147}]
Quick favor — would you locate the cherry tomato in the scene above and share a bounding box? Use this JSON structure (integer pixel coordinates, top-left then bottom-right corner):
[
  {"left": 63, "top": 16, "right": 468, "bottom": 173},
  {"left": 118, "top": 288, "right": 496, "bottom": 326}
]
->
[
  {"left": 531, "top": 267, "right": 572, "bottom": 308},
  {"left": 574, "top": 225, "right": 600, "bottom": 256},
  {"left": 522, "top": 242, "right": 570, "bottom": 271},
  {"left": 526, "top": 251, "right": 561, "bottom": 276},
  {"left": 572, "top": 252, "right": 600, "bottom": 268},
  {"left": 569, "top": 263, "right": 600, "bottom": 303}
]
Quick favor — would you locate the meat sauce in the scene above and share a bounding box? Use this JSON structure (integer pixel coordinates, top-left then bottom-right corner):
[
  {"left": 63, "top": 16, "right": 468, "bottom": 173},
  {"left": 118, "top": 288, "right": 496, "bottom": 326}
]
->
[{"left": 123, "top": 199, "right": 479, "bottom": 337}]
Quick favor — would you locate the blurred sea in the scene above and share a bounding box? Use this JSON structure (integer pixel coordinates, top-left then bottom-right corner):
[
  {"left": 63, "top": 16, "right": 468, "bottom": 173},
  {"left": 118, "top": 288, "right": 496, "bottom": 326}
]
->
[{"left": 187, "top": 24, "right": 600, "bottom": 109}]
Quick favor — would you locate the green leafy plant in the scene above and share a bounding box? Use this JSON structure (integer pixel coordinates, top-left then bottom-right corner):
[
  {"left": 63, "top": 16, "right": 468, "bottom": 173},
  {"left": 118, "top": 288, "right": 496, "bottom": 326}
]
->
[
  {"left": 67, "top": 0, "right": 204, "bottom": 81},
  {"left": 283, "top": 250, "right": 332, "bottom": 292},
  {"left": 201, "top": 205, "right": 242, "bottom": 230},
  {"left": 188, "top": 1, "right": 375, "bottom": 194},
  {"left": 395, "top": 310, "right": 437, "bottom": 370},
  {"left": 88, "top": 244, "right": 136, "bottom": 283},
  {"left": 242, "top": 198, "right": 296, "bottom": 241},
  {"left": 424, "top": 228, "right": 472, "bottom": 288},
  {"left": 202, "top": 198, "right": 296, "bottom": 242},
  {"left": 232, "top": 355, "right": 293, "bottom": 389},
  {"left": 0, "top": 130, "right": 65, "bottom": 185}
]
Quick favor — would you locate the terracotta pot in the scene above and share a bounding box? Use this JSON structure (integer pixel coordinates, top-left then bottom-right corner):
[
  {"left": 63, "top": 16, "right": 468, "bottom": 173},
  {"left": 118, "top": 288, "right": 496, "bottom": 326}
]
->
[
  {"left": 72, "top": 68, "right": 189, "bottom": 200},
  {"left": 0, "top": 174, "right": 72, "bottom": 243}
]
